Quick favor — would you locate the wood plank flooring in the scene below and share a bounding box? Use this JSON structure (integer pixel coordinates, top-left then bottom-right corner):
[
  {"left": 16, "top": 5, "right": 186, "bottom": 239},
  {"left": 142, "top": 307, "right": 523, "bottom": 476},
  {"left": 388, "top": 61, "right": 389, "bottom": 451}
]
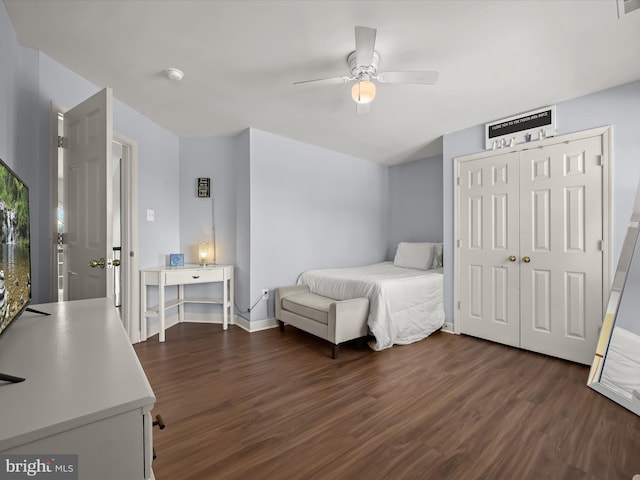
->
[{"left": 134, "top": 323, "right": 640, "bottom": 480}]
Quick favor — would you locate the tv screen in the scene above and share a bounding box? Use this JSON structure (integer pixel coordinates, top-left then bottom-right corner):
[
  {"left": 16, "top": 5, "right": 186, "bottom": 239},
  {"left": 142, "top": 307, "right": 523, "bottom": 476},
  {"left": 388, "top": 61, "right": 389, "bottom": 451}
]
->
[{"left": 0, "top": 158, "right": 31, "bottom": 338}]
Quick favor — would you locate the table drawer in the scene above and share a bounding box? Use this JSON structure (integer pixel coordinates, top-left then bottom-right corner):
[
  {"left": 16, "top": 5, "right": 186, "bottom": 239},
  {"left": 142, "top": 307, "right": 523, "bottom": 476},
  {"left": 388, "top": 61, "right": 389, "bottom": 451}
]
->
[{"left": 164, "top": 269, "right": 224, "bottom": 285}]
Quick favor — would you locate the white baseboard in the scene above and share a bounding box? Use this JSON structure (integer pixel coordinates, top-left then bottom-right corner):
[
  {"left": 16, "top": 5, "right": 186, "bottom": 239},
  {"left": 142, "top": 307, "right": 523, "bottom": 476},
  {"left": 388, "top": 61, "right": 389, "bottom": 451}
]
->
[
  {"left": 143, "top": 313, "right": 278, "bottom": 340},
  {"left": 441, "top": 322, "right": 456, "bottom": 334},
  {"left": 234, "top": 316, "right": 279, "bottom": 332}
]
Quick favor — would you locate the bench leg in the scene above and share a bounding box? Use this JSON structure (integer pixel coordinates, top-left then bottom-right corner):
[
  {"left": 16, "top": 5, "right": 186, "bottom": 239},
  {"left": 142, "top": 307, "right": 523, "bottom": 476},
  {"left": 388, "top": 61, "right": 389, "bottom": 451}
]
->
[
  {"left": 332, "top": 344, "right": 340, "bottom": 360},
  {"left": 278, "top": 320, "right": 285, "bottom": 332}
]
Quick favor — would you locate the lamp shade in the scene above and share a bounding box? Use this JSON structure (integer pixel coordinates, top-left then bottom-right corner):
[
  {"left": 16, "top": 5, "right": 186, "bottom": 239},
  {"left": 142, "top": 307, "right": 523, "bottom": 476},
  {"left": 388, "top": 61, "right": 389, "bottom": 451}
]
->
[
  {"left": 351, "top": 81, "right": 376, "bottom": 104},
  {"left": 199, "top": 242, "right": 208, "bottom": 265}
]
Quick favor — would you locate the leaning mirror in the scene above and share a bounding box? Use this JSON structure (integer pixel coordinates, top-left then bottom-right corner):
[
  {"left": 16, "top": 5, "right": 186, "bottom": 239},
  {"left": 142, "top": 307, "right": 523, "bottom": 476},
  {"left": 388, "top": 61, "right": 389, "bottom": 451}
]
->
[{"left": 588, "top": 178, "right": 640, "bottom": 415}]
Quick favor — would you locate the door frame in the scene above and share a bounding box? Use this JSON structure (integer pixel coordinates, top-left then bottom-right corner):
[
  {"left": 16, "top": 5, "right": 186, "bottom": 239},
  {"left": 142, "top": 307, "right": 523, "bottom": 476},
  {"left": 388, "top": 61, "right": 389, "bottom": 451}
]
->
[
  {"left": 453, "top": 125, "right": 612, "bottom": 335},
  {"left": 49, "top": 101, "right": 141, "bottom": 343}
]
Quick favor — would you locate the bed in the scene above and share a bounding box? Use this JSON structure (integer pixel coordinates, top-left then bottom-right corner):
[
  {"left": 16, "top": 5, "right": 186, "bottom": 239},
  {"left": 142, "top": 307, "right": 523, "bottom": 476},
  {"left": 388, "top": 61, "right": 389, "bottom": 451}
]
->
[{"left": 296, "top": 242, "right": 445, "bottom": 351}]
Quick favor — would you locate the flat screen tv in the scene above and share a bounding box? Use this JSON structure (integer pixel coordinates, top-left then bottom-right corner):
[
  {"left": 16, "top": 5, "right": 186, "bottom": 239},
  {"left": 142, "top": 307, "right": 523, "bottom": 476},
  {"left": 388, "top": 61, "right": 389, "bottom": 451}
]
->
[{"left": 0, "top": 157, "right": 32, "bottom": 383}]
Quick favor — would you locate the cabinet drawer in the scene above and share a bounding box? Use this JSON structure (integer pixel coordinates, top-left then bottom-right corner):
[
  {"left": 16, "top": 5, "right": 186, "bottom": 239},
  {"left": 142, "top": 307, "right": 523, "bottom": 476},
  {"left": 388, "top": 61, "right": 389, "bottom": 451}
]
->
[{"left": 164, "top": 269, "right": 224, "bottom": 285}]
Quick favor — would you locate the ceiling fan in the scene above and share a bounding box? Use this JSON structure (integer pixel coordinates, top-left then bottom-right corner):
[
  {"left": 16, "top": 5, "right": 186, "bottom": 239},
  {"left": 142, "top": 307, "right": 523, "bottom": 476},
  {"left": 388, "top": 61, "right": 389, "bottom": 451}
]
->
[{"left": 294, "top": 26, "right": 439, "bottom": 114}]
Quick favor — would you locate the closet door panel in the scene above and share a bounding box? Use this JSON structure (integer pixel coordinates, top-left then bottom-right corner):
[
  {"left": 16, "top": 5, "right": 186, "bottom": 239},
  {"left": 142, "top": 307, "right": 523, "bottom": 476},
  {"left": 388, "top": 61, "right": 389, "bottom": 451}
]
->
[
  {"left": 519, "top": 137, "right": 603, "bottom": 364},
  {"left": 459, "top": 152, "right": 520, "bottom": 346}
]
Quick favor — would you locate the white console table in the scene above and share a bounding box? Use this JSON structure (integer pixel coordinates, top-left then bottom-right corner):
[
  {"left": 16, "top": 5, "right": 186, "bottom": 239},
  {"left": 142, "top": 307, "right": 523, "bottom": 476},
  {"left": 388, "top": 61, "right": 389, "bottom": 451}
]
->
[
  {"left": 0, "top": 298, "right": 156, "bottom": 480},
  {"left": 140, "top": 264, "right": 234, "bottom": 342}
]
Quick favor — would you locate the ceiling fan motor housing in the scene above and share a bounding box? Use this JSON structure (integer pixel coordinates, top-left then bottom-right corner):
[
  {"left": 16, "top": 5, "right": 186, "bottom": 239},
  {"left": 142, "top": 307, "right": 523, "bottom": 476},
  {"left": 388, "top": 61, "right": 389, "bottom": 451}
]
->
[{"left": 347, "top": 50, "right": 380, "bottom": 81}]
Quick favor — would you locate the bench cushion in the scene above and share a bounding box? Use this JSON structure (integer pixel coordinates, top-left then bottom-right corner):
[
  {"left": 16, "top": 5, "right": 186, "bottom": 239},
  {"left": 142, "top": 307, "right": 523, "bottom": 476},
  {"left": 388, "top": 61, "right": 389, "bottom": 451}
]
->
[{"left": 281, "top": 292, "right": 334, "bottom": 325}]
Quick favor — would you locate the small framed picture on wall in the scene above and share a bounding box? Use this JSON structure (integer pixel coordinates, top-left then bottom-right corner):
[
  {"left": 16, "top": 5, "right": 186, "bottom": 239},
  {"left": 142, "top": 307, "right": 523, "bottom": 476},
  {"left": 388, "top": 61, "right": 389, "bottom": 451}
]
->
[{"left": 197, "top": 177, "right": 211, "bottom": 198}]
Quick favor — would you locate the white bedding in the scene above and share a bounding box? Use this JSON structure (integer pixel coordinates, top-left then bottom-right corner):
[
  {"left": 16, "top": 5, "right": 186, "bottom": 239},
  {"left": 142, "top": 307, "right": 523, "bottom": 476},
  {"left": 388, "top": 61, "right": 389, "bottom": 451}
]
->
[{"left": 297, "top": 261, "right": 445, "bottom": 351}]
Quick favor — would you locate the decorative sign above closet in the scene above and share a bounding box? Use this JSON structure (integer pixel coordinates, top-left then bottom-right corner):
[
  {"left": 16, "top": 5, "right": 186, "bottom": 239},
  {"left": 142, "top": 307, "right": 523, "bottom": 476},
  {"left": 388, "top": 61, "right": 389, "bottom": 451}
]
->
[{"left": 485, "top": 105, "right": 556, "bottom": 150}]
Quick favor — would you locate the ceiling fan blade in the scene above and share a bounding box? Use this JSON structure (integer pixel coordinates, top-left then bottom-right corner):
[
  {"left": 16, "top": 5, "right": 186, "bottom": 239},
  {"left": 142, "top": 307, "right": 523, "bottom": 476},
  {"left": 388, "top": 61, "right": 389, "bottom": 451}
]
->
[
  {"left": 376, "top": 71, "right": 439, "bottom": 85},
  {"left": 356, "top": 102, "right": 371, "bottom": 115},
  {"left": 355, "top": 26, "right": 376, "bottom": 66},
  {"left": 293, "top": 75, "right": 352, "bottom": 86}
]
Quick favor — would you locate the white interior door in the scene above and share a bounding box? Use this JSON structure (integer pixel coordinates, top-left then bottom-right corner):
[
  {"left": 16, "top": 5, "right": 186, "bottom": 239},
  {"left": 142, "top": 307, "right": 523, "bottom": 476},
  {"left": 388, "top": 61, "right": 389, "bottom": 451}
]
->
[
  {"left": 519, "top": 136, "right": 603, "bottom": 364},
  {"left": 63, "top": 88, "right": 114, "bottom": 301},
  {"left": 459, "top": 151, "right": 520, "bottom": 346}
]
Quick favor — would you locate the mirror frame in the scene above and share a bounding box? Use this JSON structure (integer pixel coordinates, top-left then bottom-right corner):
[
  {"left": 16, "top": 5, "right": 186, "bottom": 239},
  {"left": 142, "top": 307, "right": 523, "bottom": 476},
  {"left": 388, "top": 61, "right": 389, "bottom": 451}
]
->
[{"left": 588, "top": 177, "right": 640, "bottom": 415}]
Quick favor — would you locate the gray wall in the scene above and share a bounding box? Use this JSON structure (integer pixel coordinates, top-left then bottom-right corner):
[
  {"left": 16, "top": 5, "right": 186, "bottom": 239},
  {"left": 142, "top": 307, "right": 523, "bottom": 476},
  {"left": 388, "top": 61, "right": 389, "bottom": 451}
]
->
[
  {"left": 234, "top": 130, "right": 251, "bottom": 320},
  {"left": 179, "top": 136, "right": 238, "bottom": 265},
  {"left": 388, "top": 154, "right": 443, "bottom": 260},
  {"left": 177, "top": 135, "right": 240, "bottom": 315},
  {"left": 176, "top": 128, "right": 391, "bottom": 322},
  {"left": 1, "top": 2, "right": 43, "bottom": 301},
  {"left": 0, "top": 1, "right": 18, "bottom": 166},
  {"left": 247, "top": 129, "right": 389, "bottom": 320},
  {"left": 443, "top": 79, "right": 640, "bottom": 327},
  {"left": 615, "top": 234, "right": 640, "bottom": 335}
]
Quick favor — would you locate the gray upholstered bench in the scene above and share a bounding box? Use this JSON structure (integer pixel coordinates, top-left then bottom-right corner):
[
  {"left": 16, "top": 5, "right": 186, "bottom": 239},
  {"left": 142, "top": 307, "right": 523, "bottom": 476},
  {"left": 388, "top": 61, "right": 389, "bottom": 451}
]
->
[{"left": 275, "top": 285, "right": 369, "bottom": 359}]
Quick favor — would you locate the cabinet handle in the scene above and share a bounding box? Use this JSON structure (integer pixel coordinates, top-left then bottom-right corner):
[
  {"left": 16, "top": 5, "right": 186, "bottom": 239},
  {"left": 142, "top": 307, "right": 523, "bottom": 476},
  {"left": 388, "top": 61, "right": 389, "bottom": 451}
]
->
[
  {"left": 153, "top": 414, "right": 166, "bottom": 430},
  {"left": 192, "top": 275, "right": 200, "bottom": 279}
]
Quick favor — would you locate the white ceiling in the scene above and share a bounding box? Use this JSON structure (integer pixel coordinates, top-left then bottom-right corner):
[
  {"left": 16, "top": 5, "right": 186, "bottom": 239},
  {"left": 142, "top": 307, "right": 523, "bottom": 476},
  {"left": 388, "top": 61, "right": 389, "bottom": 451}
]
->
[{"left": 5, "top": 0, "right": 640, "bottom": 166}]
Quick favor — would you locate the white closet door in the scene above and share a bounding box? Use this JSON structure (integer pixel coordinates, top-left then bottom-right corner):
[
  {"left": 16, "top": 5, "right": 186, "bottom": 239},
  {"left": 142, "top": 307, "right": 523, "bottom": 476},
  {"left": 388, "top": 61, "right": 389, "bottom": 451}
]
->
[
  {"left": 519, "top": 136, "right": 603, "bottom": 364},
  {"left": 459, "top": 152, "right": 520, "bottom": 346}
]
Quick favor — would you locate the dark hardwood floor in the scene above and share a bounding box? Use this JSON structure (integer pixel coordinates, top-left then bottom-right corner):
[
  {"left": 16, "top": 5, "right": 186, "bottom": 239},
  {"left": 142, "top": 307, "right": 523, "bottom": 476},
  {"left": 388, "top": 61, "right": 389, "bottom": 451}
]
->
[{"left": 134, "top": 323, "right": 640, "bottom": 480}]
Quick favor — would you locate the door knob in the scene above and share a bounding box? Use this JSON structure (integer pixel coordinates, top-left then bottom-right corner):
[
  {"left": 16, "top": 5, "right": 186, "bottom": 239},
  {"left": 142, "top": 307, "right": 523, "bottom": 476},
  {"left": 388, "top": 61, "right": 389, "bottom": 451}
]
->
[
  {"left": 89, "top": 258, "right": 106, "bottom": 269},
  {"left": 522, "top": 256, "right": 531, "bottom": 263},
  {"left": 508, "top": 255, "right": 517, "bottom": 262},
  {"left": 112, "top": 259, "right": 121, "bottom": 267}
]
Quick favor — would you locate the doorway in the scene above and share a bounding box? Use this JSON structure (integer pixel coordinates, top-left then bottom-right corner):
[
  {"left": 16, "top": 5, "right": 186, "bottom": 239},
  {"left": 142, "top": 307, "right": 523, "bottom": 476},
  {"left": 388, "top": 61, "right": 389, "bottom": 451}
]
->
[{"left": 50, "top": 100, "right": 140, "bottom": 343}]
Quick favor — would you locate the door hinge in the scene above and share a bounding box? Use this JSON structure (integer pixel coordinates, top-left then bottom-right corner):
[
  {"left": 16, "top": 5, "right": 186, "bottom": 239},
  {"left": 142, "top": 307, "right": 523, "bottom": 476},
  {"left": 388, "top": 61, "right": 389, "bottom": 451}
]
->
[
  {"left": 57, "top": 135, "right": 68, "bottom": 149},
  {"left": 597, "top": 155, "right": 604, "bottom": 166},
  {"left": 457, "top": 239, "right": 461, "bottom": 248},
  {"left": 456, "top": 177, "right": 460, "bottom": 186},
  {"left": 457, "top": 301, "right": 461, "bottom": 310},
  {"left": 598, "top": 240, "right": 604, "bottom": 251}
]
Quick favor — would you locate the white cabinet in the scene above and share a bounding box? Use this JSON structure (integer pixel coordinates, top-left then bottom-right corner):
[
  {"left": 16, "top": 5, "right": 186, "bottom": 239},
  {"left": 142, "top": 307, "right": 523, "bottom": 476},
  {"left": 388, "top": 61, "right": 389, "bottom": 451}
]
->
[
  {"left": 140, "top": 264, "right": 234, "bottom": 342},
  {"left": 0, "top": 298, "right": 156, "bottom": 479}
]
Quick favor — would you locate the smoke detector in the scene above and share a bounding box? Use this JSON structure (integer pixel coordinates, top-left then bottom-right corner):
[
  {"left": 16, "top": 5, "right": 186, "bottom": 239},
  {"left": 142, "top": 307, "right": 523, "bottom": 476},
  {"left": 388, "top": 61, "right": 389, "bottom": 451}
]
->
[{"left": 165, "top": 67, "right": 184, "bottom": 82}]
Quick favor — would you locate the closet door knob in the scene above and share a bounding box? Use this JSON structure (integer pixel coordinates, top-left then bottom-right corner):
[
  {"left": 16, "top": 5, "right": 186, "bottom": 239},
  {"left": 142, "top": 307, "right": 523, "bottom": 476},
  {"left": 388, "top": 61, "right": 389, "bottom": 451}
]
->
[
  {"left": 89, "top": 258, "right": 106, "bottom": 268},
  {"left": 522, "top": 256, "right": 531, "bottom": 263},
  {"left": 508, "top": 255, "right": 517, "bottom": 262}
]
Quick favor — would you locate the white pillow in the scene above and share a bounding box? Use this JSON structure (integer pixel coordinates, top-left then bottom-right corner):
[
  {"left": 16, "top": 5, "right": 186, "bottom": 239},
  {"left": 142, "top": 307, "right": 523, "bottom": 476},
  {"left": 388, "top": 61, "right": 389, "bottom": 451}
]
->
[
  {"left": 432, "top": 243, "right": 444, "bottom": 269},
  {"left": 393, "top": 242, "right": 436, "bottom": 270}
]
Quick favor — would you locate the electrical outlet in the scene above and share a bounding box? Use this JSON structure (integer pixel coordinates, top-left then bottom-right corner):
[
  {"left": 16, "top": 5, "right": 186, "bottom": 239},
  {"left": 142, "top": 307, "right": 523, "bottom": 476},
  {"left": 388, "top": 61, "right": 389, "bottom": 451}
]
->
[{"left": 261, "top": 289, "right": 269, "bottom": 299}]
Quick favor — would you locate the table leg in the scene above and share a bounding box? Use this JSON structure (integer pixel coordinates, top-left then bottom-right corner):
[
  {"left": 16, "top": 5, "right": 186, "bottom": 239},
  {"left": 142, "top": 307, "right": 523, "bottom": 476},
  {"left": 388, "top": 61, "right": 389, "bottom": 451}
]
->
[
  {"left": 140, "top": 272, "right": 147, "bottom": 341},
  {"left": 223, "top": 273, "right": 228, "bottom": 330},
  {"left": 230, "top": 268, "right": 234, "bottom": 326},
  {"left": 159, "top": 277, "right": 165, "bottom": 342},
  {"left": 178, "top": 284, "right": 185, "bottom": 323}
]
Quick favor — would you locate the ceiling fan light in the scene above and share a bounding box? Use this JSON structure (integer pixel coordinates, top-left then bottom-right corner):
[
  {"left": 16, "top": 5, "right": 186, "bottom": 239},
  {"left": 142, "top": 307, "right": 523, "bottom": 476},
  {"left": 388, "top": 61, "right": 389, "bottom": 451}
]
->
[{"left": 351, "top": 81, "right": 376, "bottom": 104}]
